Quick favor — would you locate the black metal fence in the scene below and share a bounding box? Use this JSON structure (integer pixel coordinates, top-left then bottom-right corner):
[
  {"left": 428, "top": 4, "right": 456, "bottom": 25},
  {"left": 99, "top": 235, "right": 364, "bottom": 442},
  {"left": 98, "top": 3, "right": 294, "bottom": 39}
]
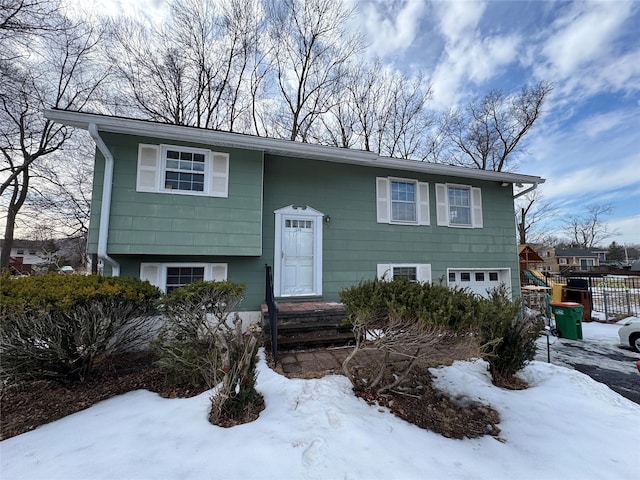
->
[
  {"left": 523, "top": 273, "right": 640, "bottom": 320},
  {"left": 265, "top": 264, "right": 279, "bottom": 365}
]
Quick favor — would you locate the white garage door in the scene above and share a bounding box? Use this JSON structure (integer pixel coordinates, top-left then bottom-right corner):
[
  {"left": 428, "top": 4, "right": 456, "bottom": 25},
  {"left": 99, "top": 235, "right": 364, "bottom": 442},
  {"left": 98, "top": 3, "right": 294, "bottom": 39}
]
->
[{"left": 447, "top": 268, "right": 511, "bottom": 298}]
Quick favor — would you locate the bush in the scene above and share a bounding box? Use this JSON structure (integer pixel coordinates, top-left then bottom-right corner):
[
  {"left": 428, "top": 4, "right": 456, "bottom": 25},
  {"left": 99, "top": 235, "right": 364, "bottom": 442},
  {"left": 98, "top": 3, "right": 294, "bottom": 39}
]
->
[
  {"left": 152, "top": 281, "right": 245, "bottom": 389},
  {"left": 339, "top": 278, "right": 483, "bottom": 394},
  {"left": 152, "top": 280, "right": 263, "bottom": 424},
  {"left": 479, "top": 285, "right": 542, "bottom": 386},
  {"left": 339, "top": 278, "right": 483, "bottom": 333},
  {"left": 0, "top": 273, "right": 161, "bottom": 382}
]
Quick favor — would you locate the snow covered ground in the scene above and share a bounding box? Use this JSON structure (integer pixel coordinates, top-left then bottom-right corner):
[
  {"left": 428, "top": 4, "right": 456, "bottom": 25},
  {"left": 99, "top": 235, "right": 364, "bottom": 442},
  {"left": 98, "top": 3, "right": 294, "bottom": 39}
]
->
[{"left": 2, "top": 333, "right": 639, "bottom": 480}]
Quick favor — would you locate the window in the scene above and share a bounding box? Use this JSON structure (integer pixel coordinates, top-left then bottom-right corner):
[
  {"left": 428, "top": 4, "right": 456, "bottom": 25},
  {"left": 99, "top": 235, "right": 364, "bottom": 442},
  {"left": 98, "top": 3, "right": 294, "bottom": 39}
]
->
[
  {"left": 448, "top": 272, "right": 456, "bottom": 282},
  {"left": 392, "top": 266, "right": 417, "bottom": 281},
  {"left": 448, "top": 186, "right": 471, "bottom": 226},
  {"left": 559, "top": 258, "right": 567, "bottom": 265},
  {"left": 435, "top": 183, "right": 483, "bottom": 228},
  {"left": 28, "top": 250, "right": 37, "bottom": 255},
  {"left": 140, "top": 262, "right": 227, "bottom": 293},
  {"left": 580, "top": 259, "right": 595, "bottom": 268},
  {"left": 475, "top": 272, "right": 485, "bottom": 282},
  {"left": 164, "top": 149, "right": 205, "bottom": 192},
  {"left": 460, "top": 272, "right": 471, "bottom": 282},
  {"left": 16, "top": 249, "right": 24, "bottom": 255},
  {"left": 489, "top": 272, "right": 498, "bottom": 281},
  {"left": 136, "top": 144, "right": 229, "bottom": 198},
  {"left": 376, "top": 177, "right": 429, "bottom": 225},
  {"left": 391, "top": 180, "right": 417, "bottom": 223},
  {"left": 377, "top": 263, "right": 431, "bottom": 283},
  {"left": 166, "top": 266, "right": 205, "bottom": 293}
]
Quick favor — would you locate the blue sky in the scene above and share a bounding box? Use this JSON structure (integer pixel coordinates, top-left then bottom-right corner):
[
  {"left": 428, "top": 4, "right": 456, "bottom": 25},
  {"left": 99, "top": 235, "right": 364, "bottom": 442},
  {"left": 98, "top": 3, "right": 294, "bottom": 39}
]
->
[
  {"left": 356, "top": 0, "right": 640, "bottom": 246},
  {"left": 75, "top": 0, "right": 640, "bottom": 246}
]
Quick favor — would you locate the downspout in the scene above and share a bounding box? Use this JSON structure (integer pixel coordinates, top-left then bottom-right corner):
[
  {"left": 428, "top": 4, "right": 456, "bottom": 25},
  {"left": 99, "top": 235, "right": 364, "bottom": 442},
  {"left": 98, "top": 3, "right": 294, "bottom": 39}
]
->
[
  {"left": 88, "top": 123, "right": 120, "bottom": 276},
  {"left": 513, "top": 182, "right": 539, "bottom": 199}
]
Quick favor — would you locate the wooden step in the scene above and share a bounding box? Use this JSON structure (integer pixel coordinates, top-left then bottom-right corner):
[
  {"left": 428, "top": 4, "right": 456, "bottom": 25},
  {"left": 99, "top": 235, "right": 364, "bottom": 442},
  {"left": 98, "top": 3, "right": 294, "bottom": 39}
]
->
[{"left": 261, "top": 301, "right": 353, "bottom": 350}]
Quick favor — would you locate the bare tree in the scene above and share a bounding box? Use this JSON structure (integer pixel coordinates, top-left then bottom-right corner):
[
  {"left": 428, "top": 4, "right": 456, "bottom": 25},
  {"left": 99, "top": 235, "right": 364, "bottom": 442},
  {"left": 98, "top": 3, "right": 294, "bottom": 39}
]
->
[
  {"left": 563, "top": 204, "right": 617, "bottom": 248},
  {"left": 443, "top": 82, "right": 552, "bottom": 171},
  {"left": 105, "top": 0, "right": 264, "bottom": 130},
  {"left": 318, "top": 61, "right": 435, "bottom": 159},
  {"left": 265, "top": 0, "right": 364, "bottom": 141},
  {"left": 515, "top": 190, "right": 557, "bottom": 245},
  {"left": 0, "top": 14, "right": 107, "bottom": 269}
]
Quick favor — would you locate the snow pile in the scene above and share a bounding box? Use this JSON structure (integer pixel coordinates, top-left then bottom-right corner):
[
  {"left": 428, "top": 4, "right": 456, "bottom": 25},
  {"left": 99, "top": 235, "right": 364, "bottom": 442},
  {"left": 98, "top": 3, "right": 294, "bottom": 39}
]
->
[{"left": 2, "top": 351, "right": 638, "bottom": 479}]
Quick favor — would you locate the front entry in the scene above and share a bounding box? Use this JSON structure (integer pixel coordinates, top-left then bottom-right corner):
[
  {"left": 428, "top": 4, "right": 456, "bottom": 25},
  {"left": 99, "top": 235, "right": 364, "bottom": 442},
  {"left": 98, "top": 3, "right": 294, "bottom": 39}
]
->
[{"left": 274, "top": 205, "right": 323, "bottom": 297}]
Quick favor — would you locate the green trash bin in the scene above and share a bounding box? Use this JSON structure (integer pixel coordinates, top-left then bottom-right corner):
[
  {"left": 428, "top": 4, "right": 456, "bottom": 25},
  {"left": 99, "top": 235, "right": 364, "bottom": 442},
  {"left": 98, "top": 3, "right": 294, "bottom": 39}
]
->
[{"left": 550, "top": 302, "right": 583, "bottom": 340}]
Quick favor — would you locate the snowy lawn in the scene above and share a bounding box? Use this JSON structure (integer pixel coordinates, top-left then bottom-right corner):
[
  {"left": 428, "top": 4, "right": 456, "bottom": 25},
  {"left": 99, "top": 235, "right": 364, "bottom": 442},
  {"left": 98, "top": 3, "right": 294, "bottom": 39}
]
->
[{"left": 2, "top": 342, "right": 638, "bottom": 480}]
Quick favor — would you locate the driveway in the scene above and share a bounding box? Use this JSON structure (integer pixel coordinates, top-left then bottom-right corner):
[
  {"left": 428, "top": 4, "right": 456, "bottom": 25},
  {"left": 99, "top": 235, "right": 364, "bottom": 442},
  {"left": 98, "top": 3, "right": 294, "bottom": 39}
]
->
[{"left": 535, "top": 320, "right": 640, "bottom": 404}]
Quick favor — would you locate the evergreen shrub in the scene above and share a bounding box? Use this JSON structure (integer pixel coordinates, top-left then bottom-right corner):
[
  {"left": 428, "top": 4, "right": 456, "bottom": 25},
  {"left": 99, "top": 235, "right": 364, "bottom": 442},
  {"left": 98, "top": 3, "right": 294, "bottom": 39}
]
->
[{"left": 0, "top": 273, "right": 161, "bottom": 382}]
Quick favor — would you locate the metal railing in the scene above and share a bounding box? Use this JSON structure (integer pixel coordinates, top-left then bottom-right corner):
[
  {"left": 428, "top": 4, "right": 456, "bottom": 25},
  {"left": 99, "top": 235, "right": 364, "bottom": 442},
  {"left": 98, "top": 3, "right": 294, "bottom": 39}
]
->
[
  {"left": 523, "top": 273, "right": 640, "bottom": 320},
  {"left": 265, "top": 264, "right": 279, "bottom": 365}
]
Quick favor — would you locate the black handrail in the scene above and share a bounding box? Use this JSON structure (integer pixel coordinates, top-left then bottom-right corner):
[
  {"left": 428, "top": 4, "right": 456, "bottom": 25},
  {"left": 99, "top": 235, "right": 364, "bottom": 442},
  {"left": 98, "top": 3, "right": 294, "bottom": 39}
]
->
[{"left": 265, "top": 264, "right": 279, "bottom": 365}]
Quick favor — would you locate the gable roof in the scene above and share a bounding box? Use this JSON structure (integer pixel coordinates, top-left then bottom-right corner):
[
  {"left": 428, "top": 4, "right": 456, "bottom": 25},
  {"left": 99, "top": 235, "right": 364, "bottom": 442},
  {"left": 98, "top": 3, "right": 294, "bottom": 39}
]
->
[{"left": 44, "top": 109, "right": 545, "bottom": 187}]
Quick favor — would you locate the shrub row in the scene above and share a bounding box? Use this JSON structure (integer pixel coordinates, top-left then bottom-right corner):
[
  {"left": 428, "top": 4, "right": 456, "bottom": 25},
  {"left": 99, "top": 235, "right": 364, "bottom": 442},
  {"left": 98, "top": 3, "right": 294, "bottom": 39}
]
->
[{"left": 340, "top": 278, "right": 541, "bottom": 384}]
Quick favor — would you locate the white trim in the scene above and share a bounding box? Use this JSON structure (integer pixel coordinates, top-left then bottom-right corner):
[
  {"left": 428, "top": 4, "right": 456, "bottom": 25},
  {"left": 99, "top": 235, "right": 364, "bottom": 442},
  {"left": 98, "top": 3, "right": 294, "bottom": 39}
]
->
[
  {"left": 45, "top": 109, "right": 545, "bottom": 186},
  {"left": 139, "top": 262, "right": 228, "bottom": 293},
  {"left": 136, "top": 143, "right": 229, "bottom": 198},
  {"left": 273, "top": 205, "right": 323, "bottom": 298},
  {"left": 435, "top": 183, "right": 483, "bottom": 229},
  {"left": 377, "top": 176, "right": 430, "bottom": 226},
  {"left": 377, "top": 263, "right": 432, "bottom": 284}
]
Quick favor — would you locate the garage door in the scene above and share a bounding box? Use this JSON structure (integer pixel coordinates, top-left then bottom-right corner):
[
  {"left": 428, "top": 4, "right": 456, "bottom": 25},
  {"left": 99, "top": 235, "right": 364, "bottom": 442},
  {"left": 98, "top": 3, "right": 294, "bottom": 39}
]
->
[{"left": 447, "top": 268, "right": 511, "bottom": 298}]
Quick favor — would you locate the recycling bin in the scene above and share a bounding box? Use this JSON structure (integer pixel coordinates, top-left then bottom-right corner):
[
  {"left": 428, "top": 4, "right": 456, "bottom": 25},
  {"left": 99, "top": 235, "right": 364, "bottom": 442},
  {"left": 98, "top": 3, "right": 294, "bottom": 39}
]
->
[{"left": 550, "top": 302, "right": 584, "bottom": 340}]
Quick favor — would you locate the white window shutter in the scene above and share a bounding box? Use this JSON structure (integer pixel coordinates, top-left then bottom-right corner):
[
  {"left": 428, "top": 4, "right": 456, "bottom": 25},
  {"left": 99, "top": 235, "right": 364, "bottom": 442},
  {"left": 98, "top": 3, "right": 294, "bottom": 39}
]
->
[
  {"left": 417, "top": 182, "right": 430, "bottom": 225},
  {"left": 435, "top": 183, "right": 448, "bottom": 226},
  {"left": 137, "top": 144, "right": 160, "bottom": 192},
  {"left": 471, "top": 187, "right": 483, "bottom": 228},
  {"left": 208, "top": 263, "right": 228, "bottom": 281},
  {"left": 417, "top": 264, "right": 432, "bottom": 284},
  {"left": 377, "top": 264, "right": 391, "bottom": 281},
  {"left": 210, "top": 152, "right": 229, "bottom": 198},
  {"left": 376, "top": 177, "right": 390, "bottom": 223},
  {"left": 140, "top": 263, "right": 161, "bottom": 289}
]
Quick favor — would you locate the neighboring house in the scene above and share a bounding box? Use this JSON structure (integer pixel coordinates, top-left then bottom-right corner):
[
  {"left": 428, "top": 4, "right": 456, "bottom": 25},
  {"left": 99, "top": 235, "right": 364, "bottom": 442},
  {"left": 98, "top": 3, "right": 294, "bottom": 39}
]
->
[
  {"left": 531, "top": 244, "right": 558, "bottom": 273},
  {"left": 0, "top": 239, "right": 50, "bottom": 275},
  {"left": 45, "top": 110, "right": 545, "bottom": 322},
  {"left": 555, "top": 248, "right": 600, "bottom": 271}
]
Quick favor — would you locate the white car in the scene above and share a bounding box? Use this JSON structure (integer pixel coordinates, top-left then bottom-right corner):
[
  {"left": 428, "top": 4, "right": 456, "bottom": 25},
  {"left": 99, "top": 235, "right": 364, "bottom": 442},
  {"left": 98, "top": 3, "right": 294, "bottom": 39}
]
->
[{"left": 618, "top": 317, "right": 640, "bottom": 352}]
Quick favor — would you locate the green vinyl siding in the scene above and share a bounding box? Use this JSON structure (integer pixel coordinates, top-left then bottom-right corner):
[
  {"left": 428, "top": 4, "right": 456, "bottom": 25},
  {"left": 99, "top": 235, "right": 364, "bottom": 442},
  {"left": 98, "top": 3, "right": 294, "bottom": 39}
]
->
[
  {"left": 94, "top": 139, "right": 520, "bottom": 310},
  {"left": 87, "top": 133, "right": 263, "bottom": 256}
]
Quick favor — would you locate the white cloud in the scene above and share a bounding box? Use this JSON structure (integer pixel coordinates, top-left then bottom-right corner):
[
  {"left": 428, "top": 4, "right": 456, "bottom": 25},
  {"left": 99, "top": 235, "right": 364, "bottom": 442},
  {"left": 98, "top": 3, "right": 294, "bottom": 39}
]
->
[
  {"left": 540, "top": 153, "right": 640, "bottom": 201},
  {"left": 360, "top": 0, "right": 429, "bottom": 58},
  {"left": 539, "top": 2, "right": 632, "bottom": 78}
]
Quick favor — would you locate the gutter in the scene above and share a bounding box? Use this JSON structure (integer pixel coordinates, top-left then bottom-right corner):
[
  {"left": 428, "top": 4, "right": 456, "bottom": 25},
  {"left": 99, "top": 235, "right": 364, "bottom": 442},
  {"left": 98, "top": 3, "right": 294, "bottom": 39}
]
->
[
  {"left": 513, "top": 181, "right": 540, "bottom": 199},
  {"left": 88, "top": 123, "right": 120, "bottom": 276}
]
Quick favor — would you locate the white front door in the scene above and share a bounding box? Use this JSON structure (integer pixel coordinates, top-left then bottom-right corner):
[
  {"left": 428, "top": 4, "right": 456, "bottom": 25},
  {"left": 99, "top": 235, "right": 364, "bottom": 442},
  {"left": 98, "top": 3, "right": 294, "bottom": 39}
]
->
[
  {"left": 282, "top": 217, "right": 314, "bottom": 295},
  {"left": 274, "top": 205, "right": 323, "bottom": 297}
]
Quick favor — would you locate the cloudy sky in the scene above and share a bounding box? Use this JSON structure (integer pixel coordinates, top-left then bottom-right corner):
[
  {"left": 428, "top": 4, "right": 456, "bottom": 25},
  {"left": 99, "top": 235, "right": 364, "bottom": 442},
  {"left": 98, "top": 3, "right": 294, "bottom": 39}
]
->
[{"left": 70, "top": 0, "right": 640, "bottom": 246}]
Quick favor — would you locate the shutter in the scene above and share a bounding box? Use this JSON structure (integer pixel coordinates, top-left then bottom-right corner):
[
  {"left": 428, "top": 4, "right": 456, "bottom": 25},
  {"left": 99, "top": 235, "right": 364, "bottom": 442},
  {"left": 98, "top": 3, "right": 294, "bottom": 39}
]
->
[
  {"left": 140, "top": 263, "right": 161, "bottom": 289},
  {"left": 137, "top": 144, "right": 160, "bottom": 192},
  {"left": 417, "top": 264, "right": 432, "bottom": 284},
  {"left": 435, "top": 183, "right": 448, "bottom": 226},
  {"left": 417, "top": 182, "right": 430, "bottom": 225},
  {"left": 208, "top": 263, "right": 228, "bottom": 281},
  {"left": 377, "top": 264, "right": 391, "bottom": 281},
  {"left": 471, "top": 187, "right": 483, "bottom": 228},
  {"left": 210, "top": 152, "right": 229, "bottom": 198},
  {"left": 376, "top": 177, "right": 389, "bottom": 223}
]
